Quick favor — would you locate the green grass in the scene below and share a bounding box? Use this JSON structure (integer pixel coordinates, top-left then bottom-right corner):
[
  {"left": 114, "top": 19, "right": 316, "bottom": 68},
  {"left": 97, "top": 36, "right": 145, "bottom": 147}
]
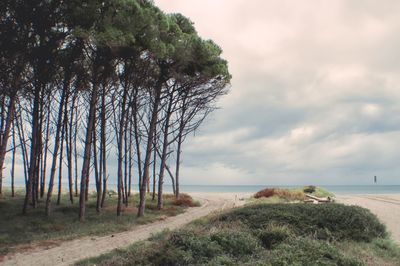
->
[
  {"left": 0, "top": 190, "right": 193, "bottom": 256},
  {"left": 76, "top": 202, "right": 400, "bottom": 266}
]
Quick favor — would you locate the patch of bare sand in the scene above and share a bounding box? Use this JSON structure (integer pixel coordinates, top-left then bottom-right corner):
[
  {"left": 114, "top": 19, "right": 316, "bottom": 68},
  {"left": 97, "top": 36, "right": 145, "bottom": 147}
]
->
[
  {"left": 1, "top": 192, "right": 251, "bottom": 266},
  {"left": 336, "top": 194, "right": 400, "bottom": 243}
]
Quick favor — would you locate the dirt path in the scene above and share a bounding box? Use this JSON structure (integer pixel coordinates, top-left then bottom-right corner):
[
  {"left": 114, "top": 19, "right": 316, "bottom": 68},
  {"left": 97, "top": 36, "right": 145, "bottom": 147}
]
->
[
  {"left": 336, "top": 194, "right": 400, "bottom": 243},
  {"left": 1, "top": 193, "right": 249, "bottom": 266}
]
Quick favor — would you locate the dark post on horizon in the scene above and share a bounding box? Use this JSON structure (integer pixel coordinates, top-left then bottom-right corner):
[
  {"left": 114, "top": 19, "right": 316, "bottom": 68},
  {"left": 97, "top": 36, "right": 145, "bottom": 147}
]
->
[{"left": 374, "top": 176, "right": 377, "bottom": 184}]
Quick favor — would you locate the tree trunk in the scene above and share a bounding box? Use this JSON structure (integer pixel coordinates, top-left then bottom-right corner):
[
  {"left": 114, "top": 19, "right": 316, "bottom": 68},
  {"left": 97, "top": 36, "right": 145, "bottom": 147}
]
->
[
  {"left": 138, "top": 74, "right": 164, "bottom": 217},
  {"left": 93, "top": 119, "right": 101, "bottom": 212},
  {"left": 0, "top": 94, "right": 16, "bottom": 194},
  {"left": 66, "top": 95, "right": 76, "bottom": 204},
  {"left": 157, "top": 94, "right": 173, "bottom": 210},
  {"left": 117, "top": 87, "right": 128, "bottom": 216},
  {"left": 23, "top": 87, "right": 41, "bottom": 214},
  {"left": 100, "top": 86, "right": 107, "bottom": 208},
  {"left": 11, "top": 120, "right": 16, "bottom": 197},
  {"left": 175, "top": 134, "right": 183, "bottom": 199},
  {"left": 40, "top": 99, "right": 51, "bottom": 198},
  {"left": 152, "top": 134, "right": 157, "bottom": 201},
  {"left": 45, "top": 88, "right": 67, "bottom": 215},
  {"left": 79, "top": 84, "right": 98, "bottom": 222}
]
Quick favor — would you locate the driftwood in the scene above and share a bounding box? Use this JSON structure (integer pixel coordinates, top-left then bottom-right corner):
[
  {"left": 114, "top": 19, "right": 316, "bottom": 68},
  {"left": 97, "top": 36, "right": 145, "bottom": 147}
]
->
[{"left": 304, "top": 194, "right": 332, "bottom": 204}]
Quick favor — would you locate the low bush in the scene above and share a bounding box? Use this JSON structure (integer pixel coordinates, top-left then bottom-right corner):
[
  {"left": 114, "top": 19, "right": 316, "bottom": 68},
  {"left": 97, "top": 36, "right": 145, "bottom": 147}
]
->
[
  {"left": 169, "top": 230, "right": 223, "bottom": 261},
  {"left": 257, "top": 224, "right": 292, "bottom": 249},
  {"left": 219, "top": 203, "right": 386, "bottom": 242},
  {"left": 254, "top": 188, "right": 276, "bottom": 198},
  {"left": 211, "top": 230, "right": 260, "bottom": 256},
  {"left": 173, "top": 193, "right": 200, "bottom": 207},
  {"left": 303, "top": 185, "right": 317, "bottom": 193},
  {"left": 269, "top": 238, "right": 363, "bottom": 266}
]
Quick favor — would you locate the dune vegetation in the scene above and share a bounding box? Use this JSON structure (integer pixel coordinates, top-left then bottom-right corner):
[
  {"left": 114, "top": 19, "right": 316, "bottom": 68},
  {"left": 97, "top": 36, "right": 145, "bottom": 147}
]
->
[
  {"left": 0, "top": 190, "right": 198, "bottom": 256},
  {"left": 77, "top": 188, "right": 400, "bottom": 266}
]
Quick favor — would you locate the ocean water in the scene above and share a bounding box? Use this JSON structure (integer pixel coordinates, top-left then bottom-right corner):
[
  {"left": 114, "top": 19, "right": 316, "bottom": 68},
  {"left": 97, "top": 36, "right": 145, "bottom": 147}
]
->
[
  {"left": 164, "top": 185, "right": 400, "bottom": 194},
  {"left": 7, "top": 181, "right": 400, "bottom": 195}
]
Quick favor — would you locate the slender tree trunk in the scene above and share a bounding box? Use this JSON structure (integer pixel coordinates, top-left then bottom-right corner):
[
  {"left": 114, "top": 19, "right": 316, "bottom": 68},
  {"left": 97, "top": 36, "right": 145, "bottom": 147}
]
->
[
  {"left": 93, "top": 118, "right": 101, "bottom": 212},
  {"left": 128, "top": 120, "right": 132, "bottom": 197},
  {"left": 16, "top": 112, "right": 28, "bottom": 186},
  {"left": 11, "top": 120, "right": 16, "bottom": 197},
  {"left": 41, "top": 99, "right": 51, "bottom": 198},
  {"left": 100, "top": 86, "right": 107, "bottom": 208},
  {"left": 0, "top": 94, "right": 16, "bottom": 194},
  {"left": 74, "top": 103, "right": 79, "bottom": 197},
  {"left": 175, "top": 134, "right": 183, "bottom": 199},
  {"left": 133, "top": 93, "right": 142, "bottom": 192},
  {"left": 23, "top": 87, "right": 41, "bottom": 214},
  {"left": 152, "top": 134, "right": 157, "bottom": 201},
  {"left": 138, "top": 74, "right": 165, "bottom": 217},
  {"left": 117, "top": 87, "right": 128, "bottom": 216},
  {"left": 57, "top": 107, "right": 67, "bottom": 205},
  {"left": 79, "top": 83, "right": 98, "bottom": 222},
  {"left": 66, "top": 95, "right": 76, "bottom": 204},
  {"left": 45, "top": 88, "right": 67, "bottom": 215},
  {"left": 157, "top": 94, "right": 173, "bottom": 209},
  {"left": 124, "top": 107, "right": 129, "bottom": 206}
]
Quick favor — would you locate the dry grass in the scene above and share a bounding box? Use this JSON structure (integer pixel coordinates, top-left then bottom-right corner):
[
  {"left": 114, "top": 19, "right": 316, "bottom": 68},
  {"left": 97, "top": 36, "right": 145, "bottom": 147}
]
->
[
  {"left": 254, "top": 188, "right": 305, "bottom": 201},
  {"left": 173, "top": 193, "right": 200, "bottom": 207}
]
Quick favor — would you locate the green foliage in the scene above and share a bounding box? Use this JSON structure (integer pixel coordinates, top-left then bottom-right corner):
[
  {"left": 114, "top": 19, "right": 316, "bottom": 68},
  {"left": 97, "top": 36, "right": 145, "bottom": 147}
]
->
[
  {"left": 303, "top": 185, "right": 317, "bottom": 193},
  {"left": 269, "top": 238, "right": 363, "bottom": 266},
  {"left": 77, "top": 200, "right": 399, "bottom": 266},
  {"left": 211, "top": 230, "right": 261, "bottom": 256},
  {"left": 169, "top": 230, "right": 223, "bottom": 260},
  {"left": 218, "top": 204, "right": 386, "bottom": 242},
  {"left": 257, "top": 224, "right": 293, "bottom": 249}
]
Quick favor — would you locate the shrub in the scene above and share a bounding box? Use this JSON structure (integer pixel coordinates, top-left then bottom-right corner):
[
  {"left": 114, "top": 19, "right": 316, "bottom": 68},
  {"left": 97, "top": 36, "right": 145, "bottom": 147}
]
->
[
  {"left": 269, "top": 238, "right": 363, "bottom": 266},
  {"left": 169, "top": 230, "right": 222, "bottom": 261},
  {"left": 173, "top": 193, "right": 199, "bottom": 207},
  {"left": 254, "top": 188, "right": 276, "bottom": 199},
  {"left": 211, "top": 230, "right": 260, "bottom": 256},
  {"left": 257, "top": 224, "right": 292, "bottom": 249},
  {"left": 218, "top": 204, "right": 386, "bottom": 242},
  {"left": 303, "top": 185, "right": 317, "bottom": 193}
]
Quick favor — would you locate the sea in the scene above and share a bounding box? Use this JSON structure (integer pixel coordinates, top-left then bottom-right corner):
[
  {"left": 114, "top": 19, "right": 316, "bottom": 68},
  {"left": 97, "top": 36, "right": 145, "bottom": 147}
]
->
[
  {"left": 162, "top": 185, "right": 400, "bottom": 195},
  {"left": 6, "top": 181, "right": 400, "bottom": 195}
]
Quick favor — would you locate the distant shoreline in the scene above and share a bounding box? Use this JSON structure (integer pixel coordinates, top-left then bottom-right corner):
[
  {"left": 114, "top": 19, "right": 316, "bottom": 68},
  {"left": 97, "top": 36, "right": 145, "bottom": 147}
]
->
[{"left": 4, "top": 184, "right": 400, "bottom": 195}]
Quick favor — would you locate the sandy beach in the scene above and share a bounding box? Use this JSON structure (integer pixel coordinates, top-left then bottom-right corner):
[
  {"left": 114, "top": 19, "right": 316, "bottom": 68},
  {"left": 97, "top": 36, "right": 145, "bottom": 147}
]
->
[
  {"left": 336, "top": 194, "right": 400, "bottom": 243},
  {"left": 2, "top": 192, "right": 399, "bottom": 266}
]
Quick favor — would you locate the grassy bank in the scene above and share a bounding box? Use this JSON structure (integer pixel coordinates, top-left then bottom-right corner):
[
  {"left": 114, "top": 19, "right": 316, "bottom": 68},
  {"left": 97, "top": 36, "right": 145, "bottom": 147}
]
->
[
  {"left": 77, "top": 188, "right": 400, "bottom": 266},
  {"left": 0, "top": 191, "right": 197, "bottom": 256}
]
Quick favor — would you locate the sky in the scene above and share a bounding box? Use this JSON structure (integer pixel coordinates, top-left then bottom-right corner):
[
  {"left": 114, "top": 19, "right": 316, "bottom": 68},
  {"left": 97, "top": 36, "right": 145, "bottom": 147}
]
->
[{"left": 154, "top": 0, "right": 400, "bottom": 186}]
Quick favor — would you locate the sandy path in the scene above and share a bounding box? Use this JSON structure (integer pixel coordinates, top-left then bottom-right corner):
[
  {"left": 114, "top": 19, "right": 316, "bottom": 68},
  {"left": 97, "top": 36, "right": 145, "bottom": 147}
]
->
[
  {"left": 336, "top": 194, "right": 400, "bottom": 243},
  {"left": 1, "top": 193, "right": 250, "bottom": 266}
]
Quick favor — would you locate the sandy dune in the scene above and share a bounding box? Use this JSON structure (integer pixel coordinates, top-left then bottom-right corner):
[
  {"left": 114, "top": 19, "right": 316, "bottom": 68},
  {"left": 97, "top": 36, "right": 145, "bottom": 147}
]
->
[
  {"left": 1, "top": 193, "right": 250, "bottom": 266},
  {"left": 336, "top": 194, "right": 400, "bottom": 243}
]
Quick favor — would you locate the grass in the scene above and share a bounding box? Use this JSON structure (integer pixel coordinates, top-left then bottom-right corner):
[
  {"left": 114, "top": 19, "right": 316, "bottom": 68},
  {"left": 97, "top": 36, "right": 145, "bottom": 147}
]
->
[
  {"left": 76, "top": 202, "right": 400, "bottom": 266},
  {"left": 0, "top": 190, "right": 197, "bottom": 256}
]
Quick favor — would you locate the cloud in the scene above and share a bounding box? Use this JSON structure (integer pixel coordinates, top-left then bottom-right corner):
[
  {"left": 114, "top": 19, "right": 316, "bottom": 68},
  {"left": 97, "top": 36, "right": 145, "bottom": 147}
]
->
[{"left": 155, "top": 0, "right": 400, "bottom": 185}]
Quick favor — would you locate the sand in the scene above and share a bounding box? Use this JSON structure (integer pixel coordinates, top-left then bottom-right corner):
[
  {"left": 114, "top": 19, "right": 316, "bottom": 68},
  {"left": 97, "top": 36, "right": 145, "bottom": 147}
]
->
[
  {"left": 336, "top": 194, "right": 400, "bottom": 243},
  {"left": 2, "top": 192, "right": 399, "bottom": 266}
]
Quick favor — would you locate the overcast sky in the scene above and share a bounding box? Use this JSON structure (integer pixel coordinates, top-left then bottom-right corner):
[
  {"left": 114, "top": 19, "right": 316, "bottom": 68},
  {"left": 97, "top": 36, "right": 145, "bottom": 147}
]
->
[{"left": 155, "top": 0, "right": 400, "bottom": 186}]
